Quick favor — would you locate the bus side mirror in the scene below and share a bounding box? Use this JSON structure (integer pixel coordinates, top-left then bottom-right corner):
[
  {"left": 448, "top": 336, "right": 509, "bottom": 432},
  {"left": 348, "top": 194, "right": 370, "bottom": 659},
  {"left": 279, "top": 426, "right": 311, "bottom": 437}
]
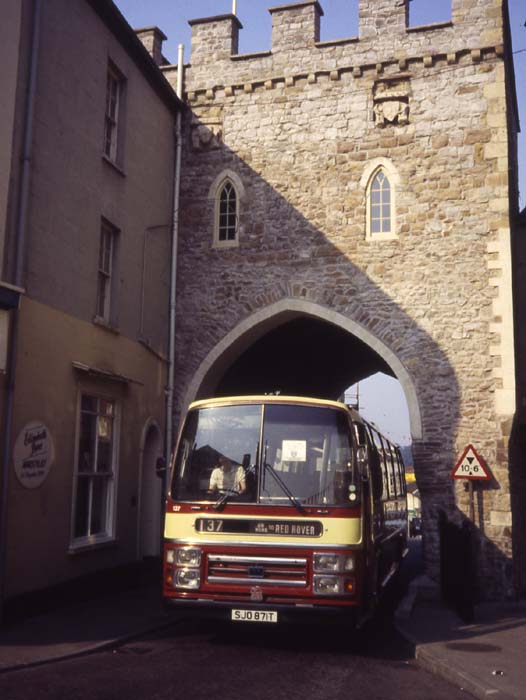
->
[
  {"left": 156, "top": 457, "right": 167, "bottom": 478},
  {"left": 356, "top": 446, "right": 367, "bottom": 469}
]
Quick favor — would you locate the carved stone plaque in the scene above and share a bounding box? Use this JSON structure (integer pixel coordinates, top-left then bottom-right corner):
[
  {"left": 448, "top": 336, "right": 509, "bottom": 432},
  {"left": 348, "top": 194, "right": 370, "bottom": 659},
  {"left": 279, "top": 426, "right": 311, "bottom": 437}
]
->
[
  {"left": 190, "top": 109, "right": 223, "bottom": 150},
  {"left": 373, "top": 76, "right": 411, "bottom": 127}
]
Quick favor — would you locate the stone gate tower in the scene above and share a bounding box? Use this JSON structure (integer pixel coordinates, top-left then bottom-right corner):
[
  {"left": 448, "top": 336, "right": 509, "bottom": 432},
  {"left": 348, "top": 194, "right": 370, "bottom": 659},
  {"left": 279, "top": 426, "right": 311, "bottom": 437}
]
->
[{"left": 161, "top": 0, "right": 522, "bottom": 598}]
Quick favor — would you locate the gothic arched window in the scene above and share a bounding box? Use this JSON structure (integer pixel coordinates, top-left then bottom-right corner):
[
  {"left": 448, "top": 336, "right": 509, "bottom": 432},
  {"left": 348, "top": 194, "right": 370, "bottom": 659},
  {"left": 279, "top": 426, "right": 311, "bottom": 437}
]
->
[
  {"left": 214, "top": 177, "right": 240, "bottom": 247},
  {"left": 370, "top": 169, "right": 391, "bottom": 235},
  {"left": 362, "top": 160, "right": 399, "bottom": 241},
  {"left": 210, "top": 170, "right": 245, "bottom": 248},
  {"left": 218, "top": 180, "right": 237, "bottom": 243}
]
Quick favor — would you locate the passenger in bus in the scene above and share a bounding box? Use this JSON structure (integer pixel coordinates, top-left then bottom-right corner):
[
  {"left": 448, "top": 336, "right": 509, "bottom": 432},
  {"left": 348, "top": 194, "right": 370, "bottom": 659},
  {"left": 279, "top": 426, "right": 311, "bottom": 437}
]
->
[{"left": 208, "top": 456, "right": 246, "bottom": 494}]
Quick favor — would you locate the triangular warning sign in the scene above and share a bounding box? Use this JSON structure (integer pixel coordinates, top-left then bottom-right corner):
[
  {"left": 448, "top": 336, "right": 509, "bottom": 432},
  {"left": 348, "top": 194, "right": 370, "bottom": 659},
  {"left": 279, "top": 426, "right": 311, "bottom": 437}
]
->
[{"left": 451, "top": 444, "right": 491, "bottom": 480}]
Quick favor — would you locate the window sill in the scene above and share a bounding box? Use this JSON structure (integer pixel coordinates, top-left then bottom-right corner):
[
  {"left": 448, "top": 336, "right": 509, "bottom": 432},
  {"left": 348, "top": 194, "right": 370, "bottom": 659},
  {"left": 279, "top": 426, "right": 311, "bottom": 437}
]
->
[
  {"left": 102, "top": 154, "right": 126, "bottom": 177},
  {"left": 92, "top": 316, "right": 120, "bottom": 335},
  {"left": 366, "top": 233, "right": 399, "bottom": 242},
  {"left": 212, "top": 239, "right": 239, "bottom": 249},
  {"left": 68, "top": 536, "right": 118, "bottom": 555}
]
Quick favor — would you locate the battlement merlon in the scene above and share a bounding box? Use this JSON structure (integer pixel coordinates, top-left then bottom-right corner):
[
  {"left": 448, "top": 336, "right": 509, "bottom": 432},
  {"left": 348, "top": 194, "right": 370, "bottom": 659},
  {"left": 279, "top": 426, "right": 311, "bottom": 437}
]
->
[
  {"left": 359, "top": 0, "right": 408, "bottom": 40},
  {"left": 452, "top": 0, "right": 505, "bottom": 45},
  {"left": 188, "top": 14, "right": 242, "bottom": 65},
  {"left": 269, "top": 1, "right": 323, "bottom": 50}
]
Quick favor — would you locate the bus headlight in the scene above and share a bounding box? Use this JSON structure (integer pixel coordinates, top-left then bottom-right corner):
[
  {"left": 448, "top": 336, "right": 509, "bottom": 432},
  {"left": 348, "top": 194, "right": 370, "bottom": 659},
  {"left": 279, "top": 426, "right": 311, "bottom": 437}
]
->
[
  {"left": 174, "top": 569, "right": 201, "bottom": 590},
  {"left": 175, "top": 548, "right": 202, "bottom": 567},
  {"left": 313, "top": 553, "right": 355, "bottom": 573},
  {"left": 313, "top": 553, "right": 340, "bottom": 573},
  {"left": 313, "top": 575, "right": 343, "bottom": 595}
]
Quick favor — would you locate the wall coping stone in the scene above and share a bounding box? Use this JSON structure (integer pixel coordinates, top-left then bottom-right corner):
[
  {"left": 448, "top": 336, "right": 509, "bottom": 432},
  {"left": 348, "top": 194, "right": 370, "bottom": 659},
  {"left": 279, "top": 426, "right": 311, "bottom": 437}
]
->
[
  {"left": 232, "top": 51, "right": 273, "bottom": 61},
  {"left": 188, "top": 14, "right": 243, "bottom": 29},
  {"left": 134, "top": 26, "right": 167, "bottom": 41},
  {"left": 315, "top": 36, "right": 359, "bottom": 48},
  {"left": 407, "top": 21, "right": 453, "bottom": 34},
  {"left": 268, "top": 1, "right": 323, "bottom": 16}
]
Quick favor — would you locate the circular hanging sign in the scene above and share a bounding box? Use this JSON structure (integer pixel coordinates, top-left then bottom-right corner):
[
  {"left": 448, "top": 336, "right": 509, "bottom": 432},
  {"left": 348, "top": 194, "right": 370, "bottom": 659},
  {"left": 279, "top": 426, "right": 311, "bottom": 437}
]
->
[{"left": 13, "top": 421, "right": 55, "bottom": 489}]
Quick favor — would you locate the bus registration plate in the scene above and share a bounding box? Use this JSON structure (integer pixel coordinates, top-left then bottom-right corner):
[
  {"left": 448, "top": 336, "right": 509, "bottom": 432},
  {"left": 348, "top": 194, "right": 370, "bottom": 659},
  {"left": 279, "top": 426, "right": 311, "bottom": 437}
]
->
[{"left": 231, "top": 609, "right": 278, "bottom": 623}]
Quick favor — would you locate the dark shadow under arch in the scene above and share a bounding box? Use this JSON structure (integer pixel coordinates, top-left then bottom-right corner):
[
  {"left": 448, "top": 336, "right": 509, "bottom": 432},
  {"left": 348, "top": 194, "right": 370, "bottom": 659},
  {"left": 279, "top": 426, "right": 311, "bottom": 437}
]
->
[
  {"left": 215, "top": 316, "right": 391, "bottom": 398},
  {"left": 182, "top": 298, "right": 423, "bottom": 442}
]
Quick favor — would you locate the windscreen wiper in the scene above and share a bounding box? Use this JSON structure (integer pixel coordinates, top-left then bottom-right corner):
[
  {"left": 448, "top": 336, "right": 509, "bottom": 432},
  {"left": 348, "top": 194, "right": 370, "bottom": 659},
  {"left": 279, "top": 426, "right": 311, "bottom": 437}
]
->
[
  {"left": 213, "top": 489, "right": 237, "bottom": 511},
  {"left": 263, "top": 462, "right": 306, "bottom": 515}
]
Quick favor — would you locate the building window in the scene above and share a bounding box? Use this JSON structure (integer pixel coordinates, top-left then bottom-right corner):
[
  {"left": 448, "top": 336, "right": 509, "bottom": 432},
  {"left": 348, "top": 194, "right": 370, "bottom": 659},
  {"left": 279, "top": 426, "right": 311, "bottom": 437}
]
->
[
  {"left": 370, "top": 169, "right": 391, "bottom": 235},
  {"left": 361, "top": 160, "right": 399, "bottom": 241},
  {"left": 71, "top": 394, "right": 119, "bottom": 546},
  {"left": 219, "top": 181, "right": 237, "bottom": 242},
  {"left": 103, "top": 63, "right": 125, "bottom": 164},
  {"left": 210, "top": 170, "right": 245, "bottom": 248},
  {"left": 96, "top": 219, "right": 118, "bottom": 326},
  {"left": 214, "top": 179, "right": 239, "bottom": 247}
]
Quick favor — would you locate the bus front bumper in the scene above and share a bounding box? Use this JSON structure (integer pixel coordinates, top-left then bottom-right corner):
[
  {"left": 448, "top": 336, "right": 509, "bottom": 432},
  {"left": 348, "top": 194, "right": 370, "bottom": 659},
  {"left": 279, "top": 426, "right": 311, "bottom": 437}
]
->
[{"left": 163, "top": 595, "right": 361, "bottom": 626}]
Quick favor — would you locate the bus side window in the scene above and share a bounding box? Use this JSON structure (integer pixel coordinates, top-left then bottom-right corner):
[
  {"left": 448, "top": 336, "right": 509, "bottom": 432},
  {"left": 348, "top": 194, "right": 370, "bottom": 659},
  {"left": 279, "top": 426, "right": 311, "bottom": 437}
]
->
[
  {"left": 376, "top": 435, "right": 390, "bottom": 500},
  {"left": 383, "top": 441, "right": 396, "bottom": 498},
  {"left": 365, "top": 425, "right": 383, "bottom": 501},
  {"left": 390, "top": 443, "right": 399, "bottom": 498},
  {"left": 395, "top": 449, "right": 406, "bottom": 497}
]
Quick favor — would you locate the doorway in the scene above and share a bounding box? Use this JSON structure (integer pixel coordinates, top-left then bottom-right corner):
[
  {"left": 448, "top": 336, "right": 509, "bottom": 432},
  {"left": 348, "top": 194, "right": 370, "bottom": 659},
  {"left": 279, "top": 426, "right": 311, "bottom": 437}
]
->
[{"left": 139, "top": 422, "right": 163, "bottom": 559}]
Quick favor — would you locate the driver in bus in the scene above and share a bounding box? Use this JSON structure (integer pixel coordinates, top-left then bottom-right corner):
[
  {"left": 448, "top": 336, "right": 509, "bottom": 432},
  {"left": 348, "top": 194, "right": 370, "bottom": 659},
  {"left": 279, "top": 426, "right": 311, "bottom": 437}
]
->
[{"left": 208, "top": 456, "right": 246, "bottom": 494}]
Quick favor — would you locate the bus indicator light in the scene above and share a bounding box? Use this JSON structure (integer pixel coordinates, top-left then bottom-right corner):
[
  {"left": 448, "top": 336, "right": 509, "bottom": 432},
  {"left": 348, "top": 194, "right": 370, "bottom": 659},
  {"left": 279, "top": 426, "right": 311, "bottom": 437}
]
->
[{"left": 345, "top": 578, "right": 355, "bottom": 594}]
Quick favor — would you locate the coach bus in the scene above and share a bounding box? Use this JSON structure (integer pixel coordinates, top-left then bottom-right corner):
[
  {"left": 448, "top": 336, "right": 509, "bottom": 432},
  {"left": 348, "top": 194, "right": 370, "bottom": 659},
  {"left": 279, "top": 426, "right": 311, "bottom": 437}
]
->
[{"left": 162, "top": 395, "right": 408, "bottom": 626}]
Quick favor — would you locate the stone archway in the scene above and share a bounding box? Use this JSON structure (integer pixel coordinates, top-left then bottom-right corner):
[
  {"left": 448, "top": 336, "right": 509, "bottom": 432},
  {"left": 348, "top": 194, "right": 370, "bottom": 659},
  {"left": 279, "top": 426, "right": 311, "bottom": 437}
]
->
[{"left": 181, "top": 298, "right": 423, "bottom": 441}]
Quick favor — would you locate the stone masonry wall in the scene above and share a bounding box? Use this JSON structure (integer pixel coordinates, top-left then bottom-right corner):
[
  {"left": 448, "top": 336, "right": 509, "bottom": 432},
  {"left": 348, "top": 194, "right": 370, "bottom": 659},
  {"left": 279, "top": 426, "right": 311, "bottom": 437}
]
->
[{"left": 163, "top": 0, "right": 517, "bottom": 598}]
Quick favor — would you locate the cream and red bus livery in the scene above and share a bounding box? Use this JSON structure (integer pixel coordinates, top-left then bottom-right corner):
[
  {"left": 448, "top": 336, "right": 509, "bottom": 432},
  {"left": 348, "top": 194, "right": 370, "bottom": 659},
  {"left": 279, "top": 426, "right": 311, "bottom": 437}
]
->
[{"left": 162, "top": 395, "right": 408, "bottom": 625}]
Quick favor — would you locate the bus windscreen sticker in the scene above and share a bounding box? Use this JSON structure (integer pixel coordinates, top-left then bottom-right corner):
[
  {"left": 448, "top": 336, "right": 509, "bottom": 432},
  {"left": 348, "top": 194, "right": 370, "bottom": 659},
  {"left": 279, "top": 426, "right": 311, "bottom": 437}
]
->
[{"left": 281, "top": 440, "right": 307, "bottom": 462}]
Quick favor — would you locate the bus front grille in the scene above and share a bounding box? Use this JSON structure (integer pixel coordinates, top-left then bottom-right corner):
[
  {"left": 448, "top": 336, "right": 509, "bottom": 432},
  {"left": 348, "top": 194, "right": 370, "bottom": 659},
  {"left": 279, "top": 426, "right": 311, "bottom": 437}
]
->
[{"left": 206, "top": 554, "right": 308, "bottom": 588}]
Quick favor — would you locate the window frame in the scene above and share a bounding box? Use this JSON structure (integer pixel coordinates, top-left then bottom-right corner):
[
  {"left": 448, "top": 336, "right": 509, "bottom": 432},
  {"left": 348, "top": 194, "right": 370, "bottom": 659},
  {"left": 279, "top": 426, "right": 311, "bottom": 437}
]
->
[
  {"left": 95, "top": 218, "right": 119, "bottom": 328},
  {"left": 214, "top": 178, "right": 239, "bottom": 248},
  {"left": 370, "top": 169, "right": 392, "bottom": 236},
  {"left": 103, "top": 61, "right": 126, "bottom": 166},
  {"left": 210, "top": 170, "right": 245, "bottom": 249},
  {"left": 217, "top": 178, "right": 239, "bottom": 246},
  {"left": 69, "top": 391, "right": 120, "bottom": 550},
  {"left": 361, "top": 159, "right": 400, "bottom": 242}
]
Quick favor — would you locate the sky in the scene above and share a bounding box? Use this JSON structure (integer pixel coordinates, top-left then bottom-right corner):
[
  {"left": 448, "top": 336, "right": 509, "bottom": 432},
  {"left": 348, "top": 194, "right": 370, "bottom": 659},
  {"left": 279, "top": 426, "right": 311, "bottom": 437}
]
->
[
  {"left": 344, "top": 373, "right": 411, "bottom": 445},
  {"left": 113, "top": 0, "right": 525, "bottom": 444}
]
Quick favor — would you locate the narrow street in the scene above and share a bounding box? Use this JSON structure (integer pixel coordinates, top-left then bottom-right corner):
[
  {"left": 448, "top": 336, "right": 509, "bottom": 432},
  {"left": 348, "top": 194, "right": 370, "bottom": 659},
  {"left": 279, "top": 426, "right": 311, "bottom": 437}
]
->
[
  {"left": 0, "top": 541, "right": 474, "bottom": 700},
  {"left": 0, "top": 615, "right": 471, "bottom": 700}
]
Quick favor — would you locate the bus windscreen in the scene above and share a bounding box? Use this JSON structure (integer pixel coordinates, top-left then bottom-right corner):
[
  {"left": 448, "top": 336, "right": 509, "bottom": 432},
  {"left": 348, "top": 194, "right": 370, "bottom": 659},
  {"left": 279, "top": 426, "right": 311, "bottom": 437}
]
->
[{"left": 171, "top": 402, "right": 359, "bottom": 507}]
